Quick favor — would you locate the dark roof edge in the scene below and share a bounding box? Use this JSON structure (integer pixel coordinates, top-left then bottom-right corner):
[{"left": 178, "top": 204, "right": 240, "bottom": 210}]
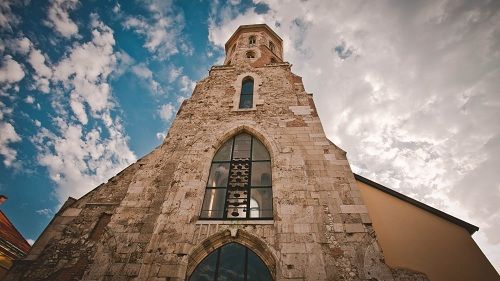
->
[
  {"left": 0, "top": 210, "right": 31, "bottom": 251},
  {"left": 353, "top": 173, "right": 479, "bottom": 235}
]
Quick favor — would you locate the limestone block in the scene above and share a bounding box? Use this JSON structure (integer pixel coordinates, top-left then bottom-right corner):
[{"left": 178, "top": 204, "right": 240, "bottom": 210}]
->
[
  {"left": 158, "top": 264, "right": 185, "bottom": 278},
  {"left": 340, "top": 205, "right": 368, "bottom": 214},
  {"left": 289, "top": 105, "right": 312, "bottom": 116},
  {"left": 344, "top": 223, "right": 365, "bottom": 233},
  {"left": 294, "top": 224, "right": 311, "bottom": 234},
  {"left": 281, "top": 243, "right": 306, "bottom": 254},
  {"left": 333, "top": 223, "right": 344, "bottom": 233},
  {"left": 61, "top": 208, "right": 81, "bottom": 217}
]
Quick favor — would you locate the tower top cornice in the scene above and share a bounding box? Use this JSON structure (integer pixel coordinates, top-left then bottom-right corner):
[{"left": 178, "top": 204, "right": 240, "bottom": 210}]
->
[{"left": 224, "top": 24, "right": 283, "bottom": 52}]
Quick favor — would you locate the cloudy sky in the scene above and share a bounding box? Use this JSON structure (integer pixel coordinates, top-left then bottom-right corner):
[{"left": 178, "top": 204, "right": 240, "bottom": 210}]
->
[{"left": 0, "top": 0, "right": 499, "bottom": 271}]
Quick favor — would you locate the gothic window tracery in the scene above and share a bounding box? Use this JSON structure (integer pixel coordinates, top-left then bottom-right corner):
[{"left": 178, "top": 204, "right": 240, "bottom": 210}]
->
[
  {"left": 200, "top": 133, "right": 272, "bottom": 220},
  {"left": 239, "top": 76, "right": 254, "bottom": 109},
  {"left": 188, "top": 242, "right": 272, "bottom": 281}
]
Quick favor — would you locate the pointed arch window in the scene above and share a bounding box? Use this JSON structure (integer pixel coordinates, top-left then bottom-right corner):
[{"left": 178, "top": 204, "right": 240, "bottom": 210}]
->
[
  {"left": 189, "top": 242, "right": 272, "bottom": 281},
  {"left": 200, "top": 133, "right": 272, "bottom": 220},
  {"left": 239, "top": 77, "right": 254, "bottom": 109}
]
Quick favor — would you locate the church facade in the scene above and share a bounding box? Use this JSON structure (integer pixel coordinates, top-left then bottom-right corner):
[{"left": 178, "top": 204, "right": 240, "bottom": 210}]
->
[{"left": 6, "top": 24, "right": 499, "bottom": 281}]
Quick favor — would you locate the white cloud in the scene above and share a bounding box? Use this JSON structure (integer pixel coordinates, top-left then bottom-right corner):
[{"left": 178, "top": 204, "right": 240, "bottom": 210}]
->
[
  {"left": 157, "top": 103, "right": 175, "bottom": 122},
  {"left": 131, "top": 63, "right": 162, "bottom": 95},
  {"left": 122, "top": 0, "right": 190, "bottom": 60},
  {"left": 167, "top": 65, "right": 182, "bottom": 82},
  {"left": 0, "top": 1, "right": 20, "bottom": 32},
  {"left": 0, "top": 121, "right": 21, "bottom": 167},
  {"left": 35, "top": 208, "right": 54, "bottom": 218},
  {"left": 26, "top": 239, "right": 35, "bottom": 245},
  {"left": 52, "top": 18, "right": 116, "bottom": 118},
  {"left": 33, "top": 18, "right": 136, "bottom": 203},
  {"left": 24, "top": 95, "right": 35, "bottom": 104},
  {"left": 28, "top": 48, "right": 52, "bottom": 93},
  {"left": 45, "top": 0, "right": 79, "bottom": 38},
  {"left": 156, "top": 131, "right": 166, "bottom": 140},
  {"left": 177, "top": 75, "right": 195, "bottom": 103},
  {"left": 5, "top": 37, "right": 32, "bottom": 55},
  {"left": 0, "top": 55, "right": 25, "bottom": 84},
  {"left": 3, "top": 37, "right": 53, "bottom": 93},
  {"left": 209, "top": 0, "right": 500, "bottom": 270},
  {"left": 0, "top": 101, "right": 20, "bottom": 167}
]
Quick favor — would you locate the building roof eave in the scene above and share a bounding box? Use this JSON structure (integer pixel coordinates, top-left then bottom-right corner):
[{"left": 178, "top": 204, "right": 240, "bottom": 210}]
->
[{"left": 354, "top": 173, "right": 479, "bottom": 235}]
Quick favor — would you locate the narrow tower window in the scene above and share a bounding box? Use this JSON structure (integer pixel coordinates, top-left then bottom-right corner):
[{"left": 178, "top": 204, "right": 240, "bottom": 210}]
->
[
  {"left": 239, "top": 76, "right": 254, "bottom": 109},
  {"left": 200, "top": 133, "right": 272, "bottom": 219},
  {"left": 249, "top": 35, "right": 256, "bottom": 46},
  {"left": 269, "top": 41, "right": 275, "bottom": 53}
]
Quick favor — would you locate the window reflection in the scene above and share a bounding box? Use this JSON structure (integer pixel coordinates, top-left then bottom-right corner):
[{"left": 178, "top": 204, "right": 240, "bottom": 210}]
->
[
  {"left": 250, "top": 188, "right": 272, "bottom": 218},
  {"left": 201, "top": 189, "right": 226, "bottom": 219},
  {"left": 207, "top": 163, "right": 230, "bottom": 187},
  {"left": 189, "top": 243, "right": 272, "bottom": 281},
  {"left": 251, "top": 162, "right": 271, "bottom": 186},
  {"left": 239, "top": 77, "right": 254, "bottom": 109}
]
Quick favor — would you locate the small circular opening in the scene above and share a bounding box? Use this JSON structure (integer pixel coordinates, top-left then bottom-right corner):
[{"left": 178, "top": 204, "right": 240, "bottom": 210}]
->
[{"left": 246, "top": 51, "right": 256, "bottom": 59}]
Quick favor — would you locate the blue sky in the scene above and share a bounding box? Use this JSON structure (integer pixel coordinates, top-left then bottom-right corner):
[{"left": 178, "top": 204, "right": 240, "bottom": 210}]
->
[
  {"left": 1, "top": 0, "right": 499, "bottom": 271},
  {"left": 0, "top": 0, "right": 244, "bottom": 241}
]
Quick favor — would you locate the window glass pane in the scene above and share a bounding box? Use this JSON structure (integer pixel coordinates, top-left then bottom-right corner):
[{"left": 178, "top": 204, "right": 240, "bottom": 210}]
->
[
  {"left": 188, "top": 248, "right": 218, "bottom": 281},
  {"left": 200, "top": 189, "right": 226, "bottom": 219},
  {"left": 249, "top": 188, "right": 272, "bottom": 218},
  {"left": 251, "top": 162, "right": 271, "bottom": 186},
  {"left": 252, "top": 138, "right": 270, "bottom": 160},
  {"left": 217, "top": 243, "right": 245, "bottom": 281},
  {"left": 233, "top": 134, "right": 251, "bottom": 158},
  {"left": 213, "top": 139, "right": 233, "bottom": 161},
  {"left": 239, "top": 94, "right": 253, "bottom": 109},
  {"left": 207, "top": 163, "right": 230, "bottom": 187},
  {"left": 246, "top": 249, "right": 272, "bottom": 281},
  {"left": 241, "top": 79, "right": 253, "bottom": 95}
]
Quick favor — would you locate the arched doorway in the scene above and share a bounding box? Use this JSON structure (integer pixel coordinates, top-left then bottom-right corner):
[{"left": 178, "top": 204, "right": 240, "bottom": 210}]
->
[{"left": 188, "top": 242, "right": 272, "bottom": 281}]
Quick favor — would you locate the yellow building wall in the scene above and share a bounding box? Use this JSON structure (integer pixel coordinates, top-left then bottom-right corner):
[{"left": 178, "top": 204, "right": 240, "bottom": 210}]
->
[{"left": 356, "top": 180, "right": 499, "bottom": 281}]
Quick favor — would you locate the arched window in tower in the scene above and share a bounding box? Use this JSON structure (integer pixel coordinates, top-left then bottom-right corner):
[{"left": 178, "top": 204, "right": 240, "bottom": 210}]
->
[
  {"left": 239, "top": 76, "right": 254, "bottom": 109},
  {"left": 189, "top": 242, "right": 272, "bottom": 281},
  {"left": 249, "top": 35, "right": 256, "bottom": 46},
  {"left": 269, "top": 41, "right": 275, "bottom": 53},
  {"left": 200, "top": 133, "right": 272, "bottom": 219}
]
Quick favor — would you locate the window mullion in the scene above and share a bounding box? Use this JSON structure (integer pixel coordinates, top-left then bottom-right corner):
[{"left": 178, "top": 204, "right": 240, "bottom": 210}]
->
[
  {"left": 247, "top": 137, "right": 253, "bottom": 218},
  {"left": 214, "top": 248, "right": 221, "bottom": 281},
  {"left": 244, "top": 247, "right": 248, "bottom": 281},
  {"left": 222, "top": 137, "right": 236, "bottom": 219}
]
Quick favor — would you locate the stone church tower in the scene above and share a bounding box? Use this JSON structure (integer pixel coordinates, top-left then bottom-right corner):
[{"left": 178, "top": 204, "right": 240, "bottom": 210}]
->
[{"left": 6, "top": 24, "right": 438, "bottom": 281}]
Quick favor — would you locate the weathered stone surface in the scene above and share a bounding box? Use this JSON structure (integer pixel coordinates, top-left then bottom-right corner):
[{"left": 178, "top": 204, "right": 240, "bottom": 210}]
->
[{"left": 5, "top": 24, "right": 429, "bottom": 281}]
